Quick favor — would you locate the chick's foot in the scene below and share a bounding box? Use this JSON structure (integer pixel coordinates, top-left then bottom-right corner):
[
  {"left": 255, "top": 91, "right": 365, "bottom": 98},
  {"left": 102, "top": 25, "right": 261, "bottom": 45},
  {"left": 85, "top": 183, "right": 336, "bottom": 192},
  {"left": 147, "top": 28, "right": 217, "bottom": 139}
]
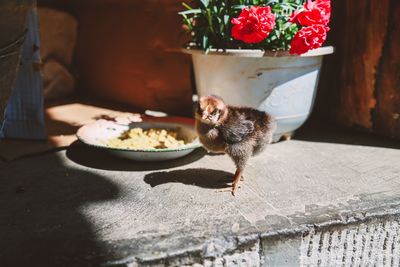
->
[{"left": 231, "top": 169, "right": 243, "bottom": 196}]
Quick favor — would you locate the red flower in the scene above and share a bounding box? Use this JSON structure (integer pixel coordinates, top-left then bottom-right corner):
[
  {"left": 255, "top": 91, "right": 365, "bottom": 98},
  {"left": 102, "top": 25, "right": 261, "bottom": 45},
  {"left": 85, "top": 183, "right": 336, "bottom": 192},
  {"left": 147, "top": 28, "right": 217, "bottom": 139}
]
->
[
  {"left": 296, "top": 8, "right": 327, "bottom": 26},
  {"left": 289, "top": 25, "right": 329, "bottom": 55},
  {"left": 290, "top": 0, "right": 331, "bottom": 26},
  {"left": 305, "top": 0, "right": 331, "bottom": 23},
  {"left": 289, "top": 9, "right": 302, "bottom": 23},
  {"left": 231, "top": 6, "right": 276, "bottom": 44}
]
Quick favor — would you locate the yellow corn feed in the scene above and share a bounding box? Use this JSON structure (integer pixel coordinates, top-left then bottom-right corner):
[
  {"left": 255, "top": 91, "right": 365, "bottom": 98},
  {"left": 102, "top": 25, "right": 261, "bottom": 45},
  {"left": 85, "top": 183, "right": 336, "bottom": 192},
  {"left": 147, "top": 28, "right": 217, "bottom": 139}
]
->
[{"left": 106, "top": 128, "right": 186, "bottom": 149}]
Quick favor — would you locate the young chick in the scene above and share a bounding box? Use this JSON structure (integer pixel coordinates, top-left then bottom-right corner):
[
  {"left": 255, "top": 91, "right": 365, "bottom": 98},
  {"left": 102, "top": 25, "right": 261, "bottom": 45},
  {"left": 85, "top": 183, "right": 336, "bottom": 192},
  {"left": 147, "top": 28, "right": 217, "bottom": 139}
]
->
[{"left": 195, "top": 95, "right": 276, "bottom": 195}]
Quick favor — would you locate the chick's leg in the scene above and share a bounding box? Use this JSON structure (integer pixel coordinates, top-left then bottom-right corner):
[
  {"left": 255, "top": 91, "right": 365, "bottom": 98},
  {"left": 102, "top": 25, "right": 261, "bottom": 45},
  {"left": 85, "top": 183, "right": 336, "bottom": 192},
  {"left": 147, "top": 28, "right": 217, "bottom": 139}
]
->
[
  {"left": 229, "top": 148, "right": 251, "bottom": 196},
  {"left": 232, "top": 168, "right": 243, "bottom": 196}
]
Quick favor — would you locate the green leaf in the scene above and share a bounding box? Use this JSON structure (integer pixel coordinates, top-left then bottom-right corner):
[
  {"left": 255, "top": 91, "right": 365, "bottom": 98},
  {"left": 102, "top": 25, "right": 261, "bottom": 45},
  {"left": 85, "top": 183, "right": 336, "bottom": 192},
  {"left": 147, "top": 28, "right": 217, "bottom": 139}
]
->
[
  {"left": 266, "top": 0, "right": 279, "bottom": 5},
  {"left": 182, "top": 2, "right": 193, "bottom": 10},
  {"left": 200, "top": 0, "right": 209, "bottom": 7},
  {"left": 232, "top": 5, "right": 246, "bottom": 10},
  {"left": 202, "top": 35, "right": 209, "bottom": 50},
  {"left": 178, "top": 9, "right": 202, "bottom": 15},
  {"left": 224, "top": 15, "right": 230, "bottom": 24}
]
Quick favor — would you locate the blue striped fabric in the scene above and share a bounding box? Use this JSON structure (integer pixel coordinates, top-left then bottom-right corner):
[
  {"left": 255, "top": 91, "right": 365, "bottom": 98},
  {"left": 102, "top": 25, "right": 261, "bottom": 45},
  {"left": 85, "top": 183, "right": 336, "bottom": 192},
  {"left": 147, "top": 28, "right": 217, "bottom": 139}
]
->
[{"left": 0, "top": 7, "right": 46, "bottom": 140}]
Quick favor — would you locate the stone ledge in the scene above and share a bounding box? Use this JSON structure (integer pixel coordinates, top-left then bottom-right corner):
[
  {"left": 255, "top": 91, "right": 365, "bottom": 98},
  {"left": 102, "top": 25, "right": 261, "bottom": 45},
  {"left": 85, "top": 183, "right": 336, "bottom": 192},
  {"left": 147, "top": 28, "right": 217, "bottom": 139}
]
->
[{"left": 1, "top": 126, "right": 399, "bottom": 266}]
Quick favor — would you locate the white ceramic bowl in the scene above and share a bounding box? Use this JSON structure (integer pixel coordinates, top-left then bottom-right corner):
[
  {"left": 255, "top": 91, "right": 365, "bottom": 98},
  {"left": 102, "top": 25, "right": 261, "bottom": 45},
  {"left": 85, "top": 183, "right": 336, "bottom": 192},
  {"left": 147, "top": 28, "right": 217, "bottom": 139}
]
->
[{"left": 76, "top": 118, "right": 202, "bottom": 162}]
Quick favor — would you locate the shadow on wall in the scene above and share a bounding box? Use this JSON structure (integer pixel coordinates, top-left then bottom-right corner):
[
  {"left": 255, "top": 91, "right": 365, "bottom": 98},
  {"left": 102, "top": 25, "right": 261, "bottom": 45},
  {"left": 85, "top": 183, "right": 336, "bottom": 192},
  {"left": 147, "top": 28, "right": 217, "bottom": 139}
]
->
[
  {"left": 0, "top": 154, "right": 120, "bottom": 266},
  {"left": 294, "top": 121, "right": 400, "bottom": 150}
]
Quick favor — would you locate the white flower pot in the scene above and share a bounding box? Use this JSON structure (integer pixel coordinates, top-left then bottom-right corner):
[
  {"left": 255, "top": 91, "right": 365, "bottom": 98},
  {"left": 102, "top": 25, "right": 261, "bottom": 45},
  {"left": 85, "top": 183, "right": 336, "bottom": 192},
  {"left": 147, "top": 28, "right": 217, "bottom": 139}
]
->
[{"left": 184, "top": 46, "right": 334, "bottom": 142}]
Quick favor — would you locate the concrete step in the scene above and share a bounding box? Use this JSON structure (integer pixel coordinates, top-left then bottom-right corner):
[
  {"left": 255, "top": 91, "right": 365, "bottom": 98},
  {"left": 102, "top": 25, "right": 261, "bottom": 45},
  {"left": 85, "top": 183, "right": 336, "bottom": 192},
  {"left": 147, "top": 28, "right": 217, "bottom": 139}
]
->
[{"left": 1, "top": 126, "right": 399, "bottom": 266}]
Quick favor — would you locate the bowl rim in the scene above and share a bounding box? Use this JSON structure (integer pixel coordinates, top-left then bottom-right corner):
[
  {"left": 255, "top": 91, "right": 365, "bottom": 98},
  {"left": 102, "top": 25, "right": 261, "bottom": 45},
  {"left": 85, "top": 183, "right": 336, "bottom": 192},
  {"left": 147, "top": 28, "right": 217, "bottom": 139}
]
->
[{"left": 76, "top": 120, "right": 203, "bottom": 153}]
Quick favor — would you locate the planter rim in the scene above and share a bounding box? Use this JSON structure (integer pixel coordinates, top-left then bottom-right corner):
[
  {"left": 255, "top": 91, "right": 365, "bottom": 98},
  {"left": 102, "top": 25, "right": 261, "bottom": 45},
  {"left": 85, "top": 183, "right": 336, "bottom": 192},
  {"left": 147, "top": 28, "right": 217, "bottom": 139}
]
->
[{"left": 182, "top": 46, "right": 334, "bottom": 58}]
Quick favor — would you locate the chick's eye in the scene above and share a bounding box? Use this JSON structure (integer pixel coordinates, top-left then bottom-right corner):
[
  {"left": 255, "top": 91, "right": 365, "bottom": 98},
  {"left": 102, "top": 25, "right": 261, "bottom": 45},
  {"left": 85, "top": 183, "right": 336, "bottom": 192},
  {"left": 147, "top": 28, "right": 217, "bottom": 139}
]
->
[{"left": 211, "top": 109, "right": 219, "bottom": 116}]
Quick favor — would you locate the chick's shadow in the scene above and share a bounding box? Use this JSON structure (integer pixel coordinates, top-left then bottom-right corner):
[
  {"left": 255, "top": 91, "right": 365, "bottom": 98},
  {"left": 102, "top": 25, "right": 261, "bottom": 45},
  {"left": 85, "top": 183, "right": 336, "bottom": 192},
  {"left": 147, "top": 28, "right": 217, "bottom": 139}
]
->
[{"left": 144, "top": 168, "right": 234, "bottom": 189}]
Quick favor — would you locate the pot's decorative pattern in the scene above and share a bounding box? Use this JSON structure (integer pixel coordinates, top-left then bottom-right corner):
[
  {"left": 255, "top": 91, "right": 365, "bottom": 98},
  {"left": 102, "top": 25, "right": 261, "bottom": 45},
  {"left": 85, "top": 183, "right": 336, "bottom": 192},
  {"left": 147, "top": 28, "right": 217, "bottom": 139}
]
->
[{"left": 186, "top": 47, "right": 334, "bottom": 142}]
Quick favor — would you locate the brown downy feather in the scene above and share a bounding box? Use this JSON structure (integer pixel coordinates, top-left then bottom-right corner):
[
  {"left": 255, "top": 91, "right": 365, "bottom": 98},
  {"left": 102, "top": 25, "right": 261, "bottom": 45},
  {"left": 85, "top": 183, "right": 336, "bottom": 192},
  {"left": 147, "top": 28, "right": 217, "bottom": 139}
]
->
[{"left": 195, "top": 95, "right": 276, "bottom": 195}]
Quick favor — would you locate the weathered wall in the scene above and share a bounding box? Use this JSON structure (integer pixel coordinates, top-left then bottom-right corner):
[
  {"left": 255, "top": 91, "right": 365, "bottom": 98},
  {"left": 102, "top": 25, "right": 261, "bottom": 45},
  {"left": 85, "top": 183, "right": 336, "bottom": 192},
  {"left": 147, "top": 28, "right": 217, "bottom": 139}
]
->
[
  {"left": 74, "top": 0, "right": 193, "bottom": 116},
  {"left": 38, "top": 0, "right": 193, "bottom": 116},
  {"left": 316, "top": 0, "right": 400, "bottom": 139},
  {"left": 374, "top": 1, "right": 400, "bottom": 139}
]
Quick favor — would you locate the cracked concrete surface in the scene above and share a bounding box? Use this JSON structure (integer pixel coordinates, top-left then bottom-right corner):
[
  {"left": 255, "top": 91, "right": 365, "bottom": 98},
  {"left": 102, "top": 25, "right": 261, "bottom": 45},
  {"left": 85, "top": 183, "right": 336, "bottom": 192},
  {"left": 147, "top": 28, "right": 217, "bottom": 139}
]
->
[{"left": 0, "top": 126, "right": 399, "bottom": 266}]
